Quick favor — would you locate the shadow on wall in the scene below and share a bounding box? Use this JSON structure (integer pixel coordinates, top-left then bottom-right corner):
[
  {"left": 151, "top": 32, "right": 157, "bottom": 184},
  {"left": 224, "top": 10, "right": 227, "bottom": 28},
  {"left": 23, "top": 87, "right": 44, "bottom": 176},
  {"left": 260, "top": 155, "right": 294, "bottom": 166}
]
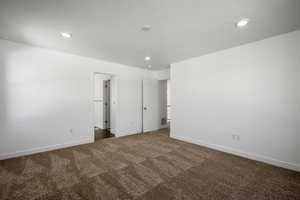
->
[
  {"left": 0, "top": 40, "right": 95, "bottom": 157},
  {"left": 0, "top": 44, "right": 9, "bottom": 154},
  {"left": 0, "top": 42, "right": 44, "bottom": 155}
]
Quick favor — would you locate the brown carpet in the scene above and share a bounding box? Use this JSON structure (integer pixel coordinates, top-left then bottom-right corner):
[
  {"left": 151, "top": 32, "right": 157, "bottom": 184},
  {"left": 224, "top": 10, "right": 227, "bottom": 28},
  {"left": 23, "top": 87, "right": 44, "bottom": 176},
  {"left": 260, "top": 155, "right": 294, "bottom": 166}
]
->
[
  {"left": 1, "top": 128, "right": 300, "bottom": 200},
  {"left": 94, "top": 128, "right": 114, "bottom": 141}
]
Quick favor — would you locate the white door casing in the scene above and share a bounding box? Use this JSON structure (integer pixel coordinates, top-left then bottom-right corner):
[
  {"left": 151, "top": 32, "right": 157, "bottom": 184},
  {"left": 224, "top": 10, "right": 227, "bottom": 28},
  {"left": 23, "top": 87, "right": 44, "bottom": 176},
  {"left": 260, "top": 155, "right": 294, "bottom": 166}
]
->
[{"left": 94, "top": 74, "right": 110, "bottom": 129}]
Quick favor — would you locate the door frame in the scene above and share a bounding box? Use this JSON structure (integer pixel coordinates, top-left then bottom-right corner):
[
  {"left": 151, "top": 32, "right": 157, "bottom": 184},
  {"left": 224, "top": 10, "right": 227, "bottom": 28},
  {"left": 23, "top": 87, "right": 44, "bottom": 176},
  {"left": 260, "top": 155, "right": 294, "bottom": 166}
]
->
[
  {"left": 92, "top": 72, "right": 115, "bottom": 141},
  {"left": 141, "top": 80, "right": 144, "bottom": 133},
  {"left": 103, "top": 79, "right": 111, "bottom": 130}
]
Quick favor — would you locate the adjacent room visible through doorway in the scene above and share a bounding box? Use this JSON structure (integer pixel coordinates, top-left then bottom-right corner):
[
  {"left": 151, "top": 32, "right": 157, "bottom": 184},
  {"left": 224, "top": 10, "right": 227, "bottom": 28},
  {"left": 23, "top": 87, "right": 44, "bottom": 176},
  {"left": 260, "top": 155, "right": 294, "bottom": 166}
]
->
[
  {"left": 157, "top": 79, "right": 171, "bottom": 131},
  {"left": 93, "top": 73, "right": 114, "bottom": 141},
  {"left": 167, "top": 79, "right": 171, "bottom": 127}
]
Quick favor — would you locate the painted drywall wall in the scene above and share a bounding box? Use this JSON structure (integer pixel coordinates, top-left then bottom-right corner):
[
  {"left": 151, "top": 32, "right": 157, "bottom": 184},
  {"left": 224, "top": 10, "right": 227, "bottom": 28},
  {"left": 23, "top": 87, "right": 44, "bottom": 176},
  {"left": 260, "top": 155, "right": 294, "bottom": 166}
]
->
[
  {"left": 171, "top": 30, "right": 300, "bottom": 171},
  {"left": 0, "top": 39, "right": 154, "bottom": 159},
  {"left": 153, "top": 68, "right": 170, "bottom": 80}
]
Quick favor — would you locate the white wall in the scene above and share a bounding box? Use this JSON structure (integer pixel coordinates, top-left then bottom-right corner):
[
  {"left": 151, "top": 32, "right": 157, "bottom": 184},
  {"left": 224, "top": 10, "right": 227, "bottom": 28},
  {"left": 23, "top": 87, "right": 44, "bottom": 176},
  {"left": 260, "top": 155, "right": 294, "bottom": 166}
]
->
[
  {"left": 0, "top": 39, "right": 154, "bottom": 159},
  {"left": 171, "top": 30, "right": 300, "bottom": 172},
  {"left": 152, "top": 68, "right": 170, "bottom": 80}
]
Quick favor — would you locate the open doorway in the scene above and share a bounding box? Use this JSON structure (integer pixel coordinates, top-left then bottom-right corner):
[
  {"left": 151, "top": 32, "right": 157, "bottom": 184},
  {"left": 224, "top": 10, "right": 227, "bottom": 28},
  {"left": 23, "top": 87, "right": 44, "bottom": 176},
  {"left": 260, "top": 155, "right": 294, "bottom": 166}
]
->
[
  {"left": 167, "top": 80, "right": 171, "bottom": 127},
  {"left": 93, "top": 73, "right": 114, "bottom": 141},
  {"left": 159, "top": 79, "right": 171, "bottom": 130}
]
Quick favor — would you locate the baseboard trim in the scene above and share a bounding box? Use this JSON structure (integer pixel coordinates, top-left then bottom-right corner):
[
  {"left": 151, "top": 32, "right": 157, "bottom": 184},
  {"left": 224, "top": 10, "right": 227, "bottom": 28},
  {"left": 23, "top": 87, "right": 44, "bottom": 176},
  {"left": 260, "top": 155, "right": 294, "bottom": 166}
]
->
[
  {"left": 172, "top": 135, "right": 300, "bottom": 172},
  {"left": 160, "top": 124, "right": 169, "bottom": 129},
  {"left": 0, "top": 138, "right": 94, "bottom": 160},
  {"left": 115, "top": 130, "right": 140, "bottom": 137}
]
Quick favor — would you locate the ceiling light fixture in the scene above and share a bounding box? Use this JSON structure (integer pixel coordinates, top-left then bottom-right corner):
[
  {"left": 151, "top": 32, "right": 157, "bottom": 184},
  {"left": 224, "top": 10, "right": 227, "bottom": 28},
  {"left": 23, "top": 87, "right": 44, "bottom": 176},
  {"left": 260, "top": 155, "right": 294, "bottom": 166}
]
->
[
  {"left": 236, "top": 18, "right": 250, "bottom": 28},
  {"left": 60, "top": 32, "right": 72, "bottom": 38},
  {"left": 145, "top": 56, "right": 151, "bottom": 61}
]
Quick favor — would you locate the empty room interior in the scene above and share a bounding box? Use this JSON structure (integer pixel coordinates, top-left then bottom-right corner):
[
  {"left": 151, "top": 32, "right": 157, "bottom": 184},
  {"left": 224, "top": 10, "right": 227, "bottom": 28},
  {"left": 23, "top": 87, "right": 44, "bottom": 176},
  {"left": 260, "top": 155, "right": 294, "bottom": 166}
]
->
[{"left": 1, "top": 0, "right": 300, "bottom": 199}]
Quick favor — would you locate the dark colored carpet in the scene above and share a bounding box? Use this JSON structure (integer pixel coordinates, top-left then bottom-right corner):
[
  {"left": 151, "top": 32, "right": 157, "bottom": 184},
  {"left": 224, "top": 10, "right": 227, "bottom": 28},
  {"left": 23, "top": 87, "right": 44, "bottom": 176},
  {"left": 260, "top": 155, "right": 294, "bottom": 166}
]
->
[{"left": 1, "top": 128, "right": 300, "bottom": 200}]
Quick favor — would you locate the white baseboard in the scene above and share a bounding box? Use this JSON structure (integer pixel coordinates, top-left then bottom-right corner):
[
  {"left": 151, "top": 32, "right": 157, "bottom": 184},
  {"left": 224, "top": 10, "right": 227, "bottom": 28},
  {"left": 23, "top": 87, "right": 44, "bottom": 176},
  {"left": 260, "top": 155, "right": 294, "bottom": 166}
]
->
[
  {"left": 160, "top": 124, "right": 169, "bottom": 129},
  {"left": 0, "top": 138, "right": 94, "bottom": 160},
  {"left": 172, "top": 135, "right": 300, "bottom": 172},
  {"left": 114, "top": 128, "right": 163, "bottom": 137}
]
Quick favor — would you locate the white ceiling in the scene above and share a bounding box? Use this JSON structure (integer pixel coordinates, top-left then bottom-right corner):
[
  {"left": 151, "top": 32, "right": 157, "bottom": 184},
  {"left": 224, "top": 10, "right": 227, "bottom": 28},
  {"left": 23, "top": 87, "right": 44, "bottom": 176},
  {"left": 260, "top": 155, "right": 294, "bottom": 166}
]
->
[{"left": 0, "top": 0, "right": 300, "bottom": 70}]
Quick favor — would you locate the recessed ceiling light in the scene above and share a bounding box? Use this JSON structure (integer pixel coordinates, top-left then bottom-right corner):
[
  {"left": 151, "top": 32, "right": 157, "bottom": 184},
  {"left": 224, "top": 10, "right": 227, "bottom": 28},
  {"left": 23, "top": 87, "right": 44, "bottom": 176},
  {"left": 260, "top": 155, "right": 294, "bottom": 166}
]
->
[
  {"left": 60, "top": 32, "right": 72, "bottom": 38},
  {"left": 236, "top": 18, "right": 250, "bottom": 28},
  {"left": 145, "top": 56, "right": 151, "bottom": 61},
  {"left": 141, "top": 25, "right": 152, "bottom": 31},
  {"left": 148, "top": 65, "right": 152, "bottom": 68}
]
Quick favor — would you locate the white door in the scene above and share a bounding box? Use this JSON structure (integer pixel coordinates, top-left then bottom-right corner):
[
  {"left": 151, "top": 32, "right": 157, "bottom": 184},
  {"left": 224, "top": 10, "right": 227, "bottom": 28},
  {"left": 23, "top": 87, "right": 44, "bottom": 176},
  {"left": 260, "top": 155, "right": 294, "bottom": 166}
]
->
[{"left": 143, "top": 80, "right": 160, "bottom": 132}]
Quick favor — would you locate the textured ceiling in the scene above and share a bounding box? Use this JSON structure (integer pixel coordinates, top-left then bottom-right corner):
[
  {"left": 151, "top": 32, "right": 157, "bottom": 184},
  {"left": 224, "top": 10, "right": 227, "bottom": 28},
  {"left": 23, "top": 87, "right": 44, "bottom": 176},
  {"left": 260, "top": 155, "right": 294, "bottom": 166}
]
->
[{"left": 0, "top": 0, "right": 300, "bottom": 70}]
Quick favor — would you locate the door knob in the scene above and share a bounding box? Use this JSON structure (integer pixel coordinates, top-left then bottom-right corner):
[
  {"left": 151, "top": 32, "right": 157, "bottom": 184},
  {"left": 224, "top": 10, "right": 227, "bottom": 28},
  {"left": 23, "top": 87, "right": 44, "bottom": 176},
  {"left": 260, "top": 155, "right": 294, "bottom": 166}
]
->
[{"left": 144, "top": 107, "right": 147, "bottom": 110}]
